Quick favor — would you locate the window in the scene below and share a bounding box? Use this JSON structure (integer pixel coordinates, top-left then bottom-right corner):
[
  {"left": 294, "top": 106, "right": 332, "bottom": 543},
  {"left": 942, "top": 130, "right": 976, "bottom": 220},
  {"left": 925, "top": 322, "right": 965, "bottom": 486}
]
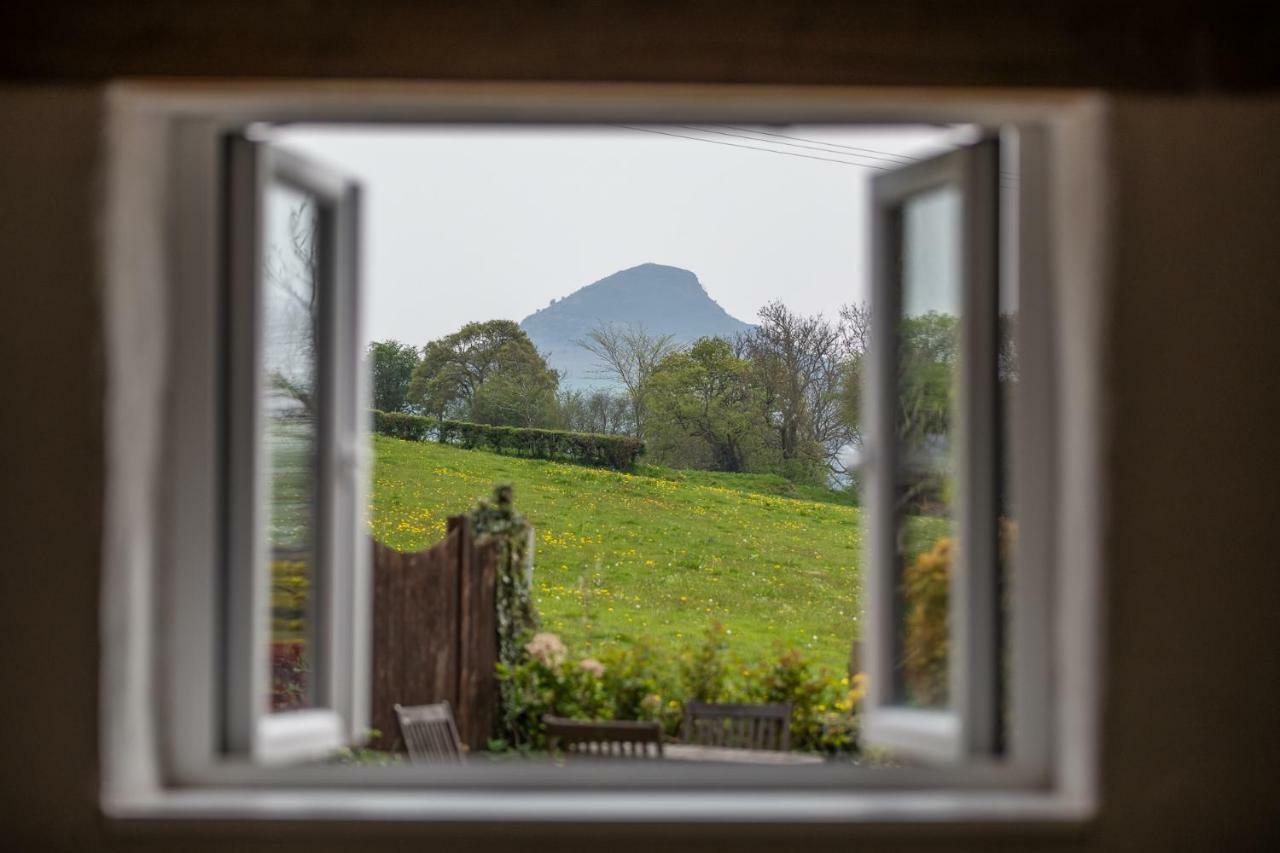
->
[
  {"left": 861, "top": 139, "right": 1004, "bottom": 761},
  {"left": 224, "top": 134, "right": 369, "bottom": 764},
  {"left": 103, "top": 84, "right": 1100, "bottom": 824}
]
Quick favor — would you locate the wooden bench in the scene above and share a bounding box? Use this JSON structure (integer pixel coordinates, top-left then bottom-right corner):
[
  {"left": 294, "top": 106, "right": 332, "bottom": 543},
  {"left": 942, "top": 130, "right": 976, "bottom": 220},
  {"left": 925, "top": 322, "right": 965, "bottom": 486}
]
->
[
  {"left": 543, "top": 716, "right": 664, "bottom": 759},
  {"left": 682, "top": 701, "right": 792, "bottom": 752}
]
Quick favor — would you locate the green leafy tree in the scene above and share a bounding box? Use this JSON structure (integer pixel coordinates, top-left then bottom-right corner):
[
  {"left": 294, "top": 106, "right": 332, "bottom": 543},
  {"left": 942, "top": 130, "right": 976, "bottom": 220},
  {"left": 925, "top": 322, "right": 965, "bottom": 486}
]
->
[
  {"left": 645, "top": 337, "right": 768, "bottom": 473},
  {"left": 367, "top": 340, "right": 420, "bottom": 413},
  {"left": 408, "top": 320, "right": 559, "bottom": 427},
  {"left": 470, "top": 369, "right": 560, "bottom": 428}
]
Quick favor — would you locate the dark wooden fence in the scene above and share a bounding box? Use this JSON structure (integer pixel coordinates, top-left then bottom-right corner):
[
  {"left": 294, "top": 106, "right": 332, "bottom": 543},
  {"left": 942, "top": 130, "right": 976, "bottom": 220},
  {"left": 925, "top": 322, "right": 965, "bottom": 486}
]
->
[{"left": 369, "top": 515, "right": 498, "bottom": 752}]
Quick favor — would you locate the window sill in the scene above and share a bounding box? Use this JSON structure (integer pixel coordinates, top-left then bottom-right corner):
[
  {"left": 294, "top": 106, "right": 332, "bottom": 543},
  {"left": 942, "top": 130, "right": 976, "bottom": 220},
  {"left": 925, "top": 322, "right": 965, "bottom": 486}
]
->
[
  {"left": 255, "top": 710, "right": 345, "bottom": 766},
  {"left": 105, "top": 786, "right": 1094, "bottom": 828}
]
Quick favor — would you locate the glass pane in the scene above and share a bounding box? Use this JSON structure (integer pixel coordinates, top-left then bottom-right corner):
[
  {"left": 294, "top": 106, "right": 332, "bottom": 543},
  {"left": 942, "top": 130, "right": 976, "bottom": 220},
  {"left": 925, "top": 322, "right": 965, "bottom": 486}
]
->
[
  {"left": 263, "top": 182, "right": 321, "bottom": 712},
  {"left": 894, "top": 185, "right": 960, "bottom": 708}
]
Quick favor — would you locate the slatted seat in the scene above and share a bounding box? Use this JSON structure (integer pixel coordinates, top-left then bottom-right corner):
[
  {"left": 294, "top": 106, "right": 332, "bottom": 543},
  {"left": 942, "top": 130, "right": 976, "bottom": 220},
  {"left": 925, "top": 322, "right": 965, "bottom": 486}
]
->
[
  {"left": 394, "top": 701, "right": 466, "bottom": 764},
  {"left": 543, "top": 716, "right": 664, "bottom": 759},
  {"left": 682, "top": 701, "right": 792, "bottom": 752}
]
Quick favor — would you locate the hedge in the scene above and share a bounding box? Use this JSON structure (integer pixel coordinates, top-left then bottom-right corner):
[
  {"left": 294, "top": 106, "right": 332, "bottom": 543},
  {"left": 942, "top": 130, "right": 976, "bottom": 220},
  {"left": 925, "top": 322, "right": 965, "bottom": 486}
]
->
[{"left": 371, "top": 410, "right": 646, "bottom": 470}]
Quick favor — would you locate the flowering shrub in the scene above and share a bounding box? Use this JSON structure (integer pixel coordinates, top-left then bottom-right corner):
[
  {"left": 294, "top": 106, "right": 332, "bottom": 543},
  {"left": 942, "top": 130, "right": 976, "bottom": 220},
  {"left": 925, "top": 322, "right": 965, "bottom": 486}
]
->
[
  {"left": 495, "top": 636, "right": 613, "bottom": 748},
  {"left": 494, "top": 623, "right": 864, "bottom": 755}
]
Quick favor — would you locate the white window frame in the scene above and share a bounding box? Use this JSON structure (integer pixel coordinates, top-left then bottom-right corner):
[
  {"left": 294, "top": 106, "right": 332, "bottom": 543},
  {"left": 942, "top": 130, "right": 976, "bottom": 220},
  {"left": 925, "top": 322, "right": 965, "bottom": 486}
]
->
[
  {"left": 100, "top": 83, "right": 1106, "bottom": 827},
  {"left": 861, "top": 137, "right": 1004, "bottom": 762},
  {"left": 224, "top": 134, "right": 370, "bottom": 764}
]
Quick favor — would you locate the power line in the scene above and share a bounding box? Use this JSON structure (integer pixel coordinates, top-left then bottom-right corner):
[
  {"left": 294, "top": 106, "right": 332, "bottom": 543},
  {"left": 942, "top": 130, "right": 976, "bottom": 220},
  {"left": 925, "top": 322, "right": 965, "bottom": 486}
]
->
[
  {"left": 672, "top": 124, "right": 913, "bottom": 169},
  {"left": 613, "top": 124, "right": 893, "bottom": 170},
  {"left": 615, "top": 124, "right": 1019, "bottom": 188},
  {"left": 715, "top": 124, "right": 1019, "bottom": 181},
  {"left": 714, "top": 124, "right": 920, "bottom": 164}
]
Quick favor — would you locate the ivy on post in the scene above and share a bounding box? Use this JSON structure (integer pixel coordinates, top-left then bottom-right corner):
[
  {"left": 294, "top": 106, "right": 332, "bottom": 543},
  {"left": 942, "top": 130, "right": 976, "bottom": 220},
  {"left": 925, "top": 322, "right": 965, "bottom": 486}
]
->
[{"left": 469, "top": 484, "right": 541, "bottom": 747}]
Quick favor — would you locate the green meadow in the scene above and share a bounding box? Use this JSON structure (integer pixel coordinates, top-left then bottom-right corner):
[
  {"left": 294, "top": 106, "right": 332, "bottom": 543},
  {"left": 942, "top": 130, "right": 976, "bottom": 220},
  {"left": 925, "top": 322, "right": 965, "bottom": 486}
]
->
[{"left": 370, "top": 435, "right": 881, "bottom": 675}]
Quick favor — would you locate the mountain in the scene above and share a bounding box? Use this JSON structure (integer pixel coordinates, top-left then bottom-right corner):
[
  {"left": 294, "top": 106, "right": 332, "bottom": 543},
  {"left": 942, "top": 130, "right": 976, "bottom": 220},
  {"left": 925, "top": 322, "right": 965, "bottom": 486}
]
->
[{"left": 519, "top": 263, "right": 752, "bottom": 390}]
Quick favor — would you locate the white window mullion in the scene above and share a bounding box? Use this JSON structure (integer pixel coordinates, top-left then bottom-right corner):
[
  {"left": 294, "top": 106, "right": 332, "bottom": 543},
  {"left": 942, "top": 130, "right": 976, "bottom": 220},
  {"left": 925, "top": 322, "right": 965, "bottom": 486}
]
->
[
  {"left": 953, "top": 137, "right": 1001, "bottom": 757},
  {"left": 318, "top": 174, "right": 370, "bottom": 747},
  {"left": 224, "top": 134, "right": 270, "bottom": 756}
]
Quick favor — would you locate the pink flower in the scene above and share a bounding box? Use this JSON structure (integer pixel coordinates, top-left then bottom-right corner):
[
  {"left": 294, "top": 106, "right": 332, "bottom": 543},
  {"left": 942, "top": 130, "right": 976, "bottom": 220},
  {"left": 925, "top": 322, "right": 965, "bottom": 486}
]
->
[
  {"left": 578, "top": 658, "right": 605, "bottom": 678},
  {"left": 524, "top": 632, "right": 567, "bottom": 667}
]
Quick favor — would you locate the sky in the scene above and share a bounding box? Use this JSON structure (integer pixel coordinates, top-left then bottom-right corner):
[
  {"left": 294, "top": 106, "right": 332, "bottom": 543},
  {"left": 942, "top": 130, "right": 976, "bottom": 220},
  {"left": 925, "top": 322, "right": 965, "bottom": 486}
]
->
[{"left": 275, "top": 123, "right": 965, "bottom": 347}]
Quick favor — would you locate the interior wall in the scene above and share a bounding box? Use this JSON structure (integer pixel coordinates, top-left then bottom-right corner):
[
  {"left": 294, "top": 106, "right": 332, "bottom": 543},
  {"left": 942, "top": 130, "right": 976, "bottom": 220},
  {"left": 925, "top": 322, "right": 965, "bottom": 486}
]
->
[
  {"left": 0, "top": 86, "right": 105, "bottom": 849},
  {"left": 1, "top": 3, "right": 1278, "bottom": 850},
  {"left": 1101, "top": 96, "right": 1280, "bottom": 847}
]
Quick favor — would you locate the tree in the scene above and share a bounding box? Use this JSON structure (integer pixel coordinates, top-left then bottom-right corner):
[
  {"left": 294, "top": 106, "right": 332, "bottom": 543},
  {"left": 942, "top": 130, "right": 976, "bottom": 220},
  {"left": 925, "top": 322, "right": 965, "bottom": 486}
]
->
[
  {"left": 577, "top": 323, "right": 678, "bottom": 438},
  {"left": 896, "top": 311, "right": 959, "bottom": 452},
  {"left": 367, "top": 340, "right": 420, "bottom": 413},
  {"left": 738, "top": 301, "right": 849, "bottom": 483},
  {"left": 836, "top": 301, "right": 872, "bottom": 453},
  {"left": 264, "top": 200, "right": 320, "bottom": 414},
  {"left": 645, "top": 337, "right": 767, "bottom": 473},
  {"left": 408, "top": 320, "right": 559, "bottom": 427},
  {"left": 837, "top": 305, "right": 958, "bottom": 453},
  {"left": 556, "top": 388, "right": 632, "bottom": 435},
  {"left": 469, "top": 368, "right": 560, "bottom": 428}
]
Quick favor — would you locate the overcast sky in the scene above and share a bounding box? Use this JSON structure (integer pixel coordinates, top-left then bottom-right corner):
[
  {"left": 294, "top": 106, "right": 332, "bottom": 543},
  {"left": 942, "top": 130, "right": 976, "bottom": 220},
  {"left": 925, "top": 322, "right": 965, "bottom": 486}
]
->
[{"left": 275, "top": 123, "right": 962, "bottom": 347}]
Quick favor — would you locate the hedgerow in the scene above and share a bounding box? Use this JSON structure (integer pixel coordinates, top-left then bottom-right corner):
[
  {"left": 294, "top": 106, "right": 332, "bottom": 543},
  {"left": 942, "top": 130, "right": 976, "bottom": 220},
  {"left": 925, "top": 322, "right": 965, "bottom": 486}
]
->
[{"left": 371, "top": 410, "right": 645, "bottom": 470}]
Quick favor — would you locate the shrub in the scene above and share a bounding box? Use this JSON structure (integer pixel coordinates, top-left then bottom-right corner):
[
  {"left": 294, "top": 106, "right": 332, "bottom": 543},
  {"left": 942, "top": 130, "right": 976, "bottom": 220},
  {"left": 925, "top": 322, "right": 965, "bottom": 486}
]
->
[
  {"left": 602, "top": 640, "right": 684, "bottom": 736},
  {"left": 742, "top": 646, "right": 863, "bottom": 753},
  {"left": 371, "top": 410, "right": 645, "bottom": 470},
  {"left": 900, "top": 521, "right": 1017, "bottom": 709},
  {"left": 901, "top": 536, "right": 951, "bottom": 707},
  {"left": 680, "top": 621, "right": 733, "bottom": 704},
  {"left": 494, "top": 635, "right": 614, "bottom": 750},
  {"left": 495, "top": 625, "right": 865, "bottom": 755}
]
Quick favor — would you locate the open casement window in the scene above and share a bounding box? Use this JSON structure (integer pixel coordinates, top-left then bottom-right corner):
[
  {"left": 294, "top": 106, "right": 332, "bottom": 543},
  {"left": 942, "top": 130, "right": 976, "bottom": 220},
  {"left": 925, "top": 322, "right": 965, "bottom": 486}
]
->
[
  {"left": 224, "top": 134, "right": 370, "bottom": 765},
  {"left": 862, "top": 138, "right": 1006, "bottom": 763}
]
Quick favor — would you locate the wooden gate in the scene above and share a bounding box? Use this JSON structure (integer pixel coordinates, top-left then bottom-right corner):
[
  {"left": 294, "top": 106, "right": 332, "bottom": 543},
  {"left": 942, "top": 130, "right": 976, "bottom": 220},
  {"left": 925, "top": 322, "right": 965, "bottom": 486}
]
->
[{"left": 369, "top": 515, "right": 498, "bottom": 752}]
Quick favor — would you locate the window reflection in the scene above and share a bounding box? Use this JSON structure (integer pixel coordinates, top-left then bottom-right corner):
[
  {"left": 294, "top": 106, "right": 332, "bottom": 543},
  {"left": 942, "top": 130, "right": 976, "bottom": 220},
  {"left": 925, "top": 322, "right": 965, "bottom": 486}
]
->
[
  {"left": 894, "top": 186, "right": 960, "bottom": 708},
  {"left": 263, "top": 184, "right": 320, "bottom": 712}
]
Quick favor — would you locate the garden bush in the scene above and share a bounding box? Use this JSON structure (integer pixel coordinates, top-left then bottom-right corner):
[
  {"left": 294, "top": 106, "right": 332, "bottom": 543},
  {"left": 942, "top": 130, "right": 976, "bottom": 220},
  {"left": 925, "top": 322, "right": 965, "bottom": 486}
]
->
[
  {"left": 901, "top": 536, "right": 952, "bottom": 707},
  {"left": 899, "top": 520, "right": 1017, "bottom": 708},
  {"left": 371, "top": 410, "right": 645, "bottom": 470},
  {"left": 493, "top": 621, "right": 864, "bottom": 755}
]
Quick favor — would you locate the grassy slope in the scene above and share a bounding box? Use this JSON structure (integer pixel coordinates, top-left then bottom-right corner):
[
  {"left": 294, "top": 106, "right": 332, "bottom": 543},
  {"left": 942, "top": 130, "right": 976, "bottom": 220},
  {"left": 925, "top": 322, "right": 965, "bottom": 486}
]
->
[{"left": 371, "top": 435, "right": 872, "bottom": 674}]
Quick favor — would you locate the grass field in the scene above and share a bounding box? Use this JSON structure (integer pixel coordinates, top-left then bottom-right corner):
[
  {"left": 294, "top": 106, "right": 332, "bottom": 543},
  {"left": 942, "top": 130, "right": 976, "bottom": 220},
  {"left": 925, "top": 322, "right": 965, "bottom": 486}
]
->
[{"left": 370, "top": 435, "right": 881, "bottom": 674}]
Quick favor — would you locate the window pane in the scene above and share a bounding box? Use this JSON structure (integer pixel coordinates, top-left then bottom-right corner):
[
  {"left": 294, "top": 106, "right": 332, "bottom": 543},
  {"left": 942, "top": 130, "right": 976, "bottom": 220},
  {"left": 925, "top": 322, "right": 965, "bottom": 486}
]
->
[
  {"left": 894, "top": 185, "right": 960, "bottom": 709},
  {"left": 264, "top": 183, "right": 320, "bottom": 712}
]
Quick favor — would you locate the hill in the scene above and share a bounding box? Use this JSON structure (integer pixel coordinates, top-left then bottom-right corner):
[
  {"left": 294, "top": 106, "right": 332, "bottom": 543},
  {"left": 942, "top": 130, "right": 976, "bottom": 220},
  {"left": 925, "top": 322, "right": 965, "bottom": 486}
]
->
[
  {"left": 519, "top": 263, "right": 752, "bottom": 390},
  {"left": 370, "top": 434, "right": 865, "bottom": 673}
]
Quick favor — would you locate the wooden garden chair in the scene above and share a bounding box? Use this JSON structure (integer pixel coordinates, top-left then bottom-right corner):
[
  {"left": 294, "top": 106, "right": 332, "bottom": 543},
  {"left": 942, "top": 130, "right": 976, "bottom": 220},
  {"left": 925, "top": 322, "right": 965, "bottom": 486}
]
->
[
  {"left": 543, "top": 715, "right": 664, "bottom": 759},
  {"left": 682, "top": 701, "right": 792, "bottom": 752},
  {"left": 394, "top": 701, "right": 466, "bottom": 764}
]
